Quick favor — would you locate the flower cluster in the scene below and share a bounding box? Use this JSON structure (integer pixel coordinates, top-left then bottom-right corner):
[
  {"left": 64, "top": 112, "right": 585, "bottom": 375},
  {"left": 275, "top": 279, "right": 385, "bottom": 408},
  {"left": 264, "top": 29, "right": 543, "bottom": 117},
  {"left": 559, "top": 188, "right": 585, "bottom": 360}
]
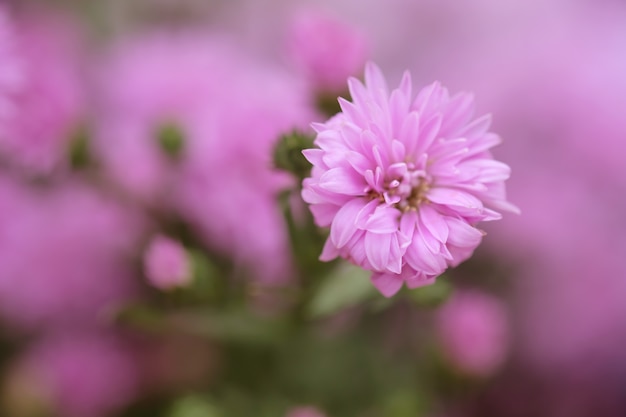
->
[{"left": 302, "top": 63, "right": 518, "bottom": 296}]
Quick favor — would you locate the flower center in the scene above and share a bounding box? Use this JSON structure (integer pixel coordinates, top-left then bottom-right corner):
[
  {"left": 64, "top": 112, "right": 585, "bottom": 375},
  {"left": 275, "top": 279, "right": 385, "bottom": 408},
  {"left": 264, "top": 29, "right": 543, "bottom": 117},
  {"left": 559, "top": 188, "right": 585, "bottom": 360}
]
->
[
  {"left": 377, "top": 160, "right": 432, "bottom": 211},
  {"left": 403, "top": 178, "right": 431, "bottom": 211}
]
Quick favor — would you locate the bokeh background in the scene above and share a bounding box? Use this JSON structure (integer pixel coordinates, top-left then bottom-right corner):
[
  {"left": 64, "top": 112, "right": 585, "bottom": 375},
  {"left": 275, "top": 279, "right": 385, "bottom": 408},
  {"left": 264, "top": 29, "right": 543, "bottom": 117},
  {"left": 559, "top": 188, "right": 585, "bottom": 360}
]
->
[{"left": 1, "top": 1, "right": 625, "bottom": 416}]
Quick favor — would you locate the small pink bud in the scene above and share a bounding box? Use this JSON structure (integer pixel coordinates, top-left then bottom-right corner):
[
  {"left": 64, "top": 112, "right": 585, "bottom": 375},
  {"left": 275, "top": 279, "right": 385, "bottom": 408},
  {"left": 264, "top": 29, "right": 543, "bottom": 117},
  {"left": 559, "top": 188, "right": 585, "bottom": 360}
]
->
[
  {"left": 144, "top": 235, "right": 191, "bottom": 290},
  {"left": 436, "top": 290, "right": 509, "bottom": 376}
]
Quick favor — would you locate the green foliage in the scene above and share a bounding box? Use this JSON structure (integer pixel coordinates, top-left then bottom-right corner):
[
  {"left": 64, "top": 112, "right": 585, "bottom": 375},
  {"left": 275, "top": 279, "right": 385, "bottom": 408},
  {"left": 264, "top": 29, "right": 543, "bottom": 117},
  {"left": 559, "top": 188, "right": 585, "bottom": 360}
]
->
[
  {"left": 169, "top": 395, "right": 222, "bottom": 417},
  {"left": 407, "top": 278, "right": 454, "bottom": 308},
  {"left": 306, "top": 262, "right": 377, "bottom": 319}
]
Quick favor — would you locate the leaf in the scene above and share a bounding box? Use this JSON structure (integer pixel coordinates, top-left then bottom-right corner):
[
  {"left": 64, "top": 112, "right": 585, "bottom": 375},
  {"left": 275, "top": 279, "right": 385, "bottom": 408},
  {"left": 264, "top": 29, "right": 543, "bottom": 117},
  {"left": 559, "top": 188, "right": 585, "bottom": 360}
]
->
[
  {"left": 407, "top": 277, "right": 453, "bottom": 308},
  {"left": 306, "top": 262, "right": 378, "bottom": 319},
  {"left": 169, "top": 396, "right": 222, "bottom": 417},
  {"left": 166, "top": 308, "right": 290, "bottom": 346}
]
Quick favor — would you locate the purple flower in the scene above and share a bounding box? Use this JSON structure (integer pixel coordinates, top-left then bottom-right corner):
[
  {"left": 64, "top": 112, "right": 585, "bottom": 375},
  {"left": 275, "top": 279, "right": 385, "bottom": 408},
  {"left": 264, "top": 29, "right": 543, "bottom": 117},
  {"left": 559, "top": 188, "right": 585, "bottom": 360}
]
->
[{"left": 302, "top": 63, "right": 517, "bottom": 297}]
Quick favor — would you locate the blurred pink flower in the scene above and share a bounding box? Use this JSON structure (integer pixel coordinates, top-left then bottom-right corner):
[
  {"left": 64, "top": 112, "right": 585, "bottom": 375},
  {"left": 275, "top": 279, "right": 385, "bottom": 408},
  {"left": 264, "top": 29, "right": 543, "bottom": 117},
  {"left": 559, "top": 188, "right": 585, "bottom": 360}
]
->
[
  {"left": 144, "top": 235, "right": 191, "bottom": 290},
  {"left": 461, "top": 7, "right": 626, "bottom": 378},
  {"left": 98, "top": 32, "right": 315, "bottom": 284},
  {"left": 6, "top": 333, "right": 139, "bottom": 417},
  {"left": 285, "top": 406, "right": 327, "bottom": 417},
  {"left": 94, "top": 34, "right": 233, "bottom": 202},
  {"left": 287, "top": 9, "right": 368, "bottom": 92},
  {"left": 0, "top": 7, "right": 22, "bottom": 133},
  {"left": 436, "top": 291, "right": 508, "bottom": 376},
  {"left": 302, "top": 63, "right": 517, "bottom": 297},
  {"left": 0, "top": 10, "right": 85, "bottom": 173},
  {"left": 0, "top": 179, "right": 143, "bottom": 331}
]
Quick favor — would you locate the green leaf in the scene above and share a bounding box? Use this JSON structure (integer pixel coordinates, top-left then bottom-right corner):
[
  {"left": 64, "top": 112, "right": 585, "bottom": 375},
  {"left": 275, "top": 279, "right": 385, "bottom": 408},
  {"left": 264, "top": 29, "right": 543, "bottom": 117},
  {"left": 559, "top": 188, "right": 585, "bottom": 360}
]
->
[
  {"left": 188, "top": 249, "right": 220, "bottom": 297},
  {"left": 167, "top": 308, "right": 290, "bottom": 346},
  {"left": 111, "top": 303, "right": 166, "bottom": 333},
  {"left": 169, "top": 396, "right": 222, "bottom": 417},
  {"left": 306, "top": 262, "right": 378, "bottom": 319},
  {"left": 382, "top": 388, "right": 429, "bottom": 417},
  {"left": 407, "top": 277, "right": 453, "bottom": 308}
]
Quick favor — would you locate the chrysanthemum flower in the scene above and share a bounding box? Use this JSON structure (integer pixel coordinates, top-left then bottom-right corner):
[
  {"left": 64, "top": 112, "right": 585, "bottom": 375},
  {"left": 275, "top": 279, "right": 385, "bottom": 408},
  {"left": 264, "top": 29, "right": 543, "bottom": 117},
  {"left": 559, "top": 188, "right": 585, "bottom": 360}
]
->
[{"left": 302, "top": 63, "right": 518, "bottom": 297}]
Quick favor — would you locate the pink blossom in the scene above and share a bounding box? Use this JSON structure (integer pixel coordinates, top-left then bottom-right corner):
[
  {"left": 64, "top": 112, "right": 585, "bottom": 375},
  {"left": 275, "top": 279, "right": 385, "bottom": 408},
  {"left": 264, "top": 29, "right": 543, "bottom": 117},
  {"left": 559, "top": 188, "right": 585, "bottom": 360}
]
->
[
  {"left": 0, "top": 179, "right": 143, "bottom": 331},
  {"left": 98, "top": 32, "right": 315, "bottom": 284},
  {"left": 6, "top": 333, "right": 139, "bottom": 417},
  {"left": 287, "top": 9, "right": 368, "bottom": 92},
  {"left": 0, "top": 7, "right": 22, "bottom": 134},
  {"left": 285, "top": 406, "right": 327, "bottom": 417},
  {"left": 456, "top": 8, "right": 626, "bottom": 377},
  {"left": 436, "top": 291, "right": 509, "bottom": 376},
  {"left": 144, "top": 235, "right": 192, "bottom": 290},
  {"left": 94, "top": 33, "right": 235, "bottom": 202},
  {"left": 0, "top": 10, "right": 85, "bottom": 173},
  {"left": 302, "top": 63, "right": 517, "bottom": 297}
]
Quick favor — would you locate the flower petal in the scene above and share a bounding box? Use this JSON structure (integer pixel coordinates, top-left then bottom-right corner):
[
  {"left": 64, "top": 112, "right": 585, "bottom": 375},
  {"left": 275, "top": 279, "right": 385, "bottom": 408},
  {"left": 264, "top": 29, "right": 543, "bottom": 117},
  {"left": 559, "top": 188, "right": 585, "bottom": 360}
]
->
[
  {"left": 364, "top": 206, "right": 400, "bottom": 234},
  {"left": 405, "top": 272, "right": 437, "bottom": 289},
  {"left": 365, "top": 231, "right": 391, "bottom": 271},
  {"left": 418, "top": 205, "right": 449, "bottom": 243},
  {"left": 330, "top": 198, "right": 368, "bottom": 247},
  {"left": 371, "top": 271, "right": 404, "bottom": 297},
  {"left": 319, "top": 167, "right": 366, "bottom": 195},
  {"left": 319, "top": 238, "right": 340, "bottom": 262}
]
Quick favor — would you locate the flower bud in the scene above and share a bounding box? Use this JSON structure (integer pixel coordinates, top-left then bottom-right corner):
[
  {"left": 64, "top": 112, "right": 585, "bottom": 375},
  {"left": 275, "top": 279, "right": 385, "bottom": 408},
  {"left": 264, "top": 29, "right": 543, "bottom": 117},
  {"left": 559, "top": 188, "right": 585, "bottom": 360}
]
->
[{"left": 144, "top": 235, "right": 192, "bottom": 290}]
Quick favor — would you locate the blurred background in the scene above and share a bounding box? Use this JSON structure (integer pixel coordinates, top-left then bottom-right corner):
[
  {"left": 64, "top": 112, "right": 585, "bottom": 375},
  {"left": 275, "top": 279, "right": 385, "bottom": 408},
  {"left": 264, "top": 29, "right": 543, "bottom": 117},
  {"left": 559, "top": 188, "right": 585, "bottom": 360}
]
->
[{"left": 0, "top": 0, "right": 625, "bottom": 416}]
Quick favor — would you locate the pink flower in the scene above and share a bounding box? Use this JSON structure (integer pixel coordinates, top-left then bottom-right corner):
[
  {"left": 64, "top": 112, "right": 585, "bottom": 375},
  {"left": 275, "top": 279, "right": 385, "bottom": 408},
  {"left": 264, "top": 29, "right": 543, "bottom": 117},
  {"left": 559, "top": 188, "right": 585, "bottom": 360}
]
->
[
  {"left": 6, "top": 333, "right": 139, "bottom": 417},
  {"left": 436, "top": 291, "right": 509, "bottom": 376},
  {"left": 287, "top": 10, "right": 368, "bottom": 92},
  {"left": 0, "top": 10, "right": 85, "bottom": 173},
  {"left": 0, "top": 179, "right": 143, "bottom": 331},
  {"left": 0, "top": 7, "right": 22, "bottom": 133},
  {"left": 302, "top": 63, "right": 517, "bottom": 297},
  {"left": 144, "top": 235, "right": 192, "bottom": 290},
  {"left": 97, "top": 33, "right": 315, "bottom": 284}
]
